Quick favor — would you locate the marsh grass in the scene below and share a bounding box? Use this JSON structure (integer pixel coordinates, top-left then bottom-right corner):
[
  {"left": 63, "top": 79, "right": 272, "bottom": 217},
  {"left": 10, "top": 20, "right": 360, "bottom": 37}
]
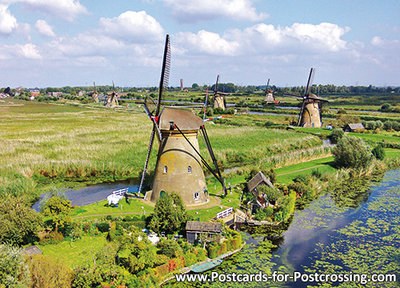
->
[{"left": 0, "top": 99, "right": 323, "bottom": 202}]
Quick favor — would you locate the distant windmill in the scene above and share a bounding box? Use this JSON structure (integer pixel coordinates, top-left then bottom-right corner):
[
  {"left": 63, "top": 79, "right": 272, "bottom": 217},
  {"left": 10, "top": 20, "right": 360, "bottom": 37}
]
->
[
  {"left": 212, "top": 75, "right": 227, "bottom": 110},
  {"left": 264, "top": 79, "right": 276, "bottom": 104},
  {"left": 284, "top": 68, "right": 329, "bottom": 128},
  {"left": 180, "top": 79, "right": 183, "bottom": 91},
  {"left": 105, "top": 81, "right": 118, "bottom": 107},
  {"left": 138, "top": 34, "right": 226, "bottom": 205},
  {"left": 91, "top": 82, "right": 99, "bottom": 103}
]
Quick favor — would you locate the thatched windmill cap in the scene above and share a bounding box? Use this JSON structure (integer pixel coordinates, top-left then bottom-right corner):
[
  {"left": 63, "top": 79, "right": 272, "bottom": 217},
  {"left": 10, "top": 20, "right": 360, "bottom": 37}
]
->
[{"left": 159, "top": 107, "right": 203, "bottom": 131}]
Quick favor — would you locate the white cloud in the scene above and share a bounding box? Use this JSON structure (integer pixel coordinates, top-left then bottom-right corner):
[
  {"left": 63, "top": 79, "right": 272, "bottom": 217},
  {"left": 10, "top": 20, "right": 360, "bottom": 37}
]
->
[
  {"left": 35, "top": 19, "right": 55, "bottom": 37},
  {"left": 174, "top": 30, "right": 239, "bottom": 56},
  {"left": 99, "top": 11, "right": 164, "bottom": 42},
  {"left": 4, "top": 0, "right": 88, "bottom": 22},
  {"left": 0, "top": 4, "right": 17, "bottom": 34},
  {"left": 18, "top": 43, "right": 41, "bottom": 59},
  {"left": 162, "top": 0, "right": 268, "bottom": 22}
]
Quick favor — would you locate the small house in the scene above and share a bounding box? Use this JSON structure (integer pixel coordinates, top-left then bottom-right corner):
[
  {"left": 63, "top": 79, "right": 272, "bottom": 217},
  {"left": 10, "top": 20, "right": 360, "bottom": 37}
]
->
[
  {"left": 344, "top": 123, "right": 364, "bottom": 132},
  {"left": 22, "top": 245, "right": 43, "bottom": 255},
  {"left": 247, "top": 171, "right": 274, "bottom": 211},
  {"left": 185, "top": 221, "right": 222, "bottom": 244}
]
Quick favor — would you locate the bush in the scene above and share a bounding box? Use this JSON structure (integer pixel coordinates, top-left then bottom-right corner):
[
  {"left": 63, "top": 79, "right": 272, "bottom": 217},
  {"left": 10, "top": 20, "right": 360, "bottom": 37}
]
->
[
  {"left": 264, "top": 206, "right": 274, "bottom": 218},
  {"left": 329, "top": 129, "right": 344, "bottom": 144},
  {"left": 257, "top": 185, "right": 282, "bottom": 205},
  {"left": 96, "top": 222, "right": 110, "bottom": 233},
  {"left": 332, "top": 136, "right": 373, "bottom": 169},
  {"left": 372, "top": 144, "right": 385, "bottom": 160},
  {"left": 157, "top": 238, "right": 183, "bottom": 258},
  {"left": 254, "top": 209, "right": 266, "bottom": 221},
  {"left": 293, "top": 174, "right": 310, "bottom": 185}
]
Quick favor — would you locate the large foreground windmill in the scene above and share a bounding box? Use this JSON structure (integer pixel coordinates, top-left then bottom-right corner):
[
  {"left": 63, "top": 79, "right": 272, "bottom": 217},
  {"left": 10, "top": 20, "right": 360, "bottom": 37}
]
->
[
  {"left": 284, "top": 68, "right": 328, "bottom": 128},
  {"left": 138, "top": 35, "right": 226, "bottom": 205},
  {"left": 105, "top": 82, "right": 118, "bottom": 107},
  {"left": 212, "top": 75, "right": 227, "bottom": 110}
]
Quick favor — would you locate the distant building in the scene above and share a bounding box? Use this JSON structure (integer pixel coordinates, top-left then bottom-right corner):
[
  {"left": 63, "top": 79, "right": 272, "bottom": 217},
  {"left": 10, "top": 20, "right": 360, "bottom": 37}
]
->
[
  {"left": 78, "top": 91, "right": 86, "bottom": 97},
  {"left": 185, "top": 221, "right": 222, "bottom": 244},
  {"left": 344, "top": 123, "right": 365, "bottom": 132},
  {"left": 47, "top": 92, "right": 63, "bottom": 98},
  {"left": 30, "top": 90, "right": 40, "bottom": 97}
]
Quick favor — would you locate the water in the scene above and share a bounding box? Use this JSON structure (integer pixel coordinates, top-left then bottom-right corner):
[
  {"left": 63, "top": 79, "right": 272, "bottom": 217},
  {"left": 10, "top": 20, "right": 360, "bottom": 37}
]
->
[
  {"left": 32, "top": 180, "right": 139, "bottom": 211},
  {"left": 167, "top": 169, "right": 400, "bottom": 287}
]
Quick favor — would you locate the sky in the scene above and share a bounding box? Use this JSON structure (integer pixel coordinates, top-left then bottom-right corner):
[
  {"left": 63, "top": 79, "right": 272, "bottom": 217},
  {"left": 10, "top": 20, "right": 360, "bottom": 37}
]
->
[{"left": 0, "top": 0, "right": 399, "bottom": 88}]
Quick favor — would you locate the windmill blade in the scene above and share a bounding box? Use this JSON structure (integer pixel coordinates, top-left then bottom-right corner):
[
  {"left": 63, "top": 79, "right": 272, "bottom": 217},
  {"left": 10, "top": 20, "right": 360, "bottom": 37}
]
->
[
  {"left": 93, "top": 82, "right": 97, "bottom": 93},
  {"left": 266, "top": 78, "right": 270, "bottom": 93},
  {"left": 297, "top": 99, "right": 307, "bottom": 126},
  {"left": 203, "top": 88, "right": 209, "bottom": 121},
  {"left": 112, "top": 80, "right": 115, "bottom": 91},
  {"left": 138, "top": 127, "right": 156, "bottom": 195},
  {"left": 214, "top": 75, "right": 220, "bottom": 95},
  {"left": 308, "top": 96, "right": 329, "bottom": 102},
  {"left": 156, "top": 34, "right": 171, "bottom": 116},
  {"left": 304, "top": 68, "right": 315, "bottom": 96}
]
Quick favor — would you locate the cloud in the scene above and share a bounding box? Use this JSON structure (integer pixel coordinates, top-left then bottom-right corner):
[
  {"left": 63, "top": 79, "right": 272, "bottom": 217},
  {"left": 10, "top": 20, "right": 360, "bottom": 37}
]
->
[
  {"left": 0, "top": 4, "right": 17, "bottom": 34},
  {"left": 162, "top": 0, "right": 268, "bottom": 22},
  {"left": 35, "top": 19, "right": 55, "bottom": 37},
  {"left": 227, "top": 22, "right": 350, "bottom": 54},
  {"left": 18, "top": 43, "right": 41, "bottom": 59},
  {"left": 6, "top": 0, "right": 88, "bottom": 22},
  {"left": 174, "top": 30, "right": 239, "bottom": 56},
  {"left": 99, "top": 11, "right": 164, "bottom": 42}
]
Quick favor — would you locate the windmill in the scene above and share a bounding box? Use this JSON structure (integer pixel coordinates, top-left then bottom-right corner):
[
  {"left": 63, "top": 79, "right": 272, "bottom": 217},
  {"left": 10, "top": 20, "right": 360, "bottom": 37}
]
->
[
  {"left": 105, "top": 81, "right": 118, "bottom": 107},
  {"left": 212, "top": 75, "right": 227, "bottom": 110},
  {"left": 91, "top": 82, "right": 99, "bottom": 103},
  {"left": 138, "top": 34, "right": 226, "bottom": 205},
  {"left": 264, "top": 79, "right": 276, "bottom": 104},
  {"left": 284, "top": 68, "right": 328, "bottom": 128}
]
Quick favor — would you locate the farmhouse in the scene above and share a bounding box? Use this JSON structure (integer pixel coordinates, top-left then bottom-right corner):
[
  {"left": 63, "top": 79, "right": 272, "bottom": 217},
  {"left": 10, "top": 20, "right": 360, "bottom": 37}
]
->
[
  {"left": 344, "top": 123, "right": 365, "bottom": 132},
  {"left": 185, "top": 221, "right": 223, "bottom": 244}
]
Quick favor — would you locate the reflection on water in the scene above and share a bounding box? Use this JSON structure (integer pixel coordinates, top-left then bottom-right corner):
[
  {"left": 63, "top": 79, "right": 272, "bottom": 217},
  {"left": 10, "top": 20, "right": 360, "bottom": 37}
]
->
[{"left": 166, "top": 169, "right": 400, "bottom": 287}]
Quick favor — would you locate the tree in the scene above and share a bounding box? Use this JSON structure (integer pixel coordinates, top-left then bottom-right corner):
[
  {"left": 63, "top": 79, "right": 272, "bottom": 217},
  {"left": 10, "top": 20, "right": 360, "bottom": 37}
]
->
[
  {"left": 332, "top": 136, "right": 373, "bottom": 169},
  {"left": 42, "top": 196, "right": 73, "bottom": 233},
  {"left": 257, "top": 185, "right": 282, "bottom": 205},
  {"left": 0, "top": 196, "right": 43, "bottom": 245},
  {"left": 149, "top": 192, "right": 189, "bottom": 234}
]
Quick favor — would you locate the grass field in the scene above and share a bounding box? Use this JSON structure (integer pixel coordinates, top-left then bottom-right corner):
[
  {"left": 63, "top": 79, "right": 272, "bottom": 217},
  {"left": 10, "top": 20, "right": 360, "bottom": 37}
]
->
[
  {"left": 0, "top": 99, "right": 323, "bottom": 202},
  {"left": 39, "top": 235, "right": 107, "bottom": 268}
]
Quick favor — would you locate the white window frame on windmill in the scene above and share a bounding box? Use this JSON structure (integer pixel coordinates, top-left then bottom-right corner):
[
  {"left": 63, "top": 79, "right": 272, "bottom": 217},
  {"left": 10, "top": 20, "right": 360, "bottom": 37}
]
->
[
  {"left": 194, "top": 192, "right": 200, "bottom": 200},
  {"left": 188, "top": 166, "right": 192, "bottom": 173},
  {"left": 163, "top": 166, "right": 168, "bottom": 174}
]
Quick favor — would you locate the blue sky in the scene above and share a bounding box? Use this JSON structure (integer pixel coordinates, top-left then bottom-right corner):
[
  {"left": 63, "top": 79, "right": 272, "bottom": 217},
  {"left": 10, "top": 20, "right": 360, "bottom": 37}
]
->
[{"left": 0, "top": 0, "right": 399, "bottom": 88}]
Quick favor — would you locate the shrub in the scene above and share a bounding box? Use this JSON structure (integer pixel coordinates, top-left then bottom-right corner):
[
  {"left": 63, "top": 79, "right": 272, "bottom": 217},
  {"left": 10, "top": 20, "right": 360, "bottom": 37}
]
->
[
  {"left": 257, "top": 185, "right": 282, "bottom": 205},
  {"left": 311, "top": 169, "right": 322, "bottom": 179},
  {"left": 96, "top": 222, "right": 110, "bottom": 233},
  {"left": 254, "top": 209, "right": 266, "bottom": 221},
  {"left": 157, "top": 238, "right": 183, "bottom": 258},
  {"left": 332, "top": 136, "right": 373, "bottom": 169},
  {"left": 329, "top": 129, "right": 344, "bottom": 144},
  {"left": 372, "top": 144, "right": 385, "bottom": 160},
  {"left": 293, "top": 174, "right": 310, "bottom": 185},
  {"left": 264, "top": 206, "right": 274, "bottom": 218}
]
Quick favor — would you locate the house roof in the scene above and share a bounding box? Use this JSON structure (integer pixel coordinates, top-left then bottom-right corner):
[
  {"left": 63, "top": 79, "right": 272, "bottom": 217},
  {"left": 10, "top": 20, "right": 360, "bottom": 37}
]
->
[
  {"left": 247, "top": 171, "right": 274, "bottom": 193},
  {"left": 159, "top": 107, "right": 203, "bottom": 131},
  {"left": 186, "top": 221, "right": 222, "bottom": 233},
  {"left": 22, "top": 245, "right": 43, "bottom": 255},
  {"left": 347, "top": 123, "right": 364, "bottom": 130}
]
